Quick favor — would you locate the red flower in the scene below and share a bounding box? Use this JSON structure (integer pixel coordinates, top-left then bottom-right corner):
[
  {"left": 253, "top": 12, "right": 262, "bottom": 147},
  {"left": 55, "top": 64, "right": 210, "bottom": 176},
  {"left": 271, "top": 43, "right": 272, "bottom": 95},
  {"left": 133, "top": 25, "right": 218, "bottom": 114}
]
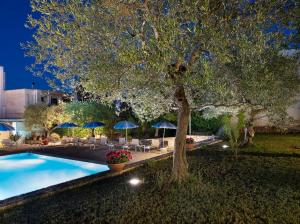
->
[
  {"left": 186, "top": 137, "right": 195, "bottom": 144},
  {"left": 106, "top": 150, "right": 132, "bottom": 164}
]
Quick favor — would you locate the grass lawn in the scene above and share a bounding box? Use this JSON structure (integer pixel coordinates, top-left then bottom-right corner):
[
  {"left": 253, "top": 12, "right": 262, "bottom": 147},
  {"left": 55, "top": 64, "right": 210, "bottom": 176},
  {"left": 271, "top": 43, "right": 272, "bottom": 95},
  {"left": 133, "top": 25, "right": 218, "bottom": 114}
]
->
[
  {"left": 240, "top": 134, "right": 300, "bottom": 155},
  {"left": 0, "top": 134, "right": 299, "bottom": 224}
]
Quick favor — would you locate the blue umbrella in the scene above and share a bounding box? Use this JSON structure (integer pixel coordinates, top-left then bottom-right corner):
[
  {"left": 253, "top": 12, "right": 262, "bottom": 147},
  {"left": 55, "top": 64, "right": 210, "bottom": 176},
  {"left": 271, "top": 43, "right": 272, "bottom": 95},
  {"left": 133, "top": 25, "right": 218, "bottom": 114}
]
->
[
  {"left": 83, "top": 121, "right": 105, "bottom": 128},
  {"left": 83, "top": 121, "right": 105, "bottom": 137},
  {"left": 114, "top": 121, "right": 139, "bottom": 141},
  {"left": 152, "top": 121, "right": 177, "bottom": 148},
  {"left": 0, "top": 123, "right": 15, "bottom": 132},
  {"left": 54, "top": 122, "right": 79, "bottom": 137},
  {"left": 55, "top": 122, "right": 79, "bottom": 129}
]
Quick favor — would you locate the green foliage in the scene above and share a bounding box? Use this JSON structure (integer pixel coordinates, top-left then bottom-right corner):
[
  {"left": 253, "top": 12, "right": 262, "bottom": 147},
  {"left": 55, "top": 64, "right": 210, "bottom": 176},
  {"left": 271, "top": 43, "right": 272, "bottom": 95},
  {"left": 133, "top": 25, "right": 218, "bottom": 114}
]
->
[
  {"left": 191, "top": 112, "right": 223, "bottom": 134},
  {"left": 23, "top": 104, "right": 67, "bottom": 135},
  {"left": 64, "top": 101, "right": 117, "bottom": 137},
  {"left": 222, "top": 111, "right": 246, "bottom": 150},
  {"left": 1, "top": 135, "right": 299, "bottom": 223},
  {"left": 241, "top": 134, "right": 300, "bottom": 155},
  {"left": 25, "top": 0, "right": 299, "bottom": 124}
]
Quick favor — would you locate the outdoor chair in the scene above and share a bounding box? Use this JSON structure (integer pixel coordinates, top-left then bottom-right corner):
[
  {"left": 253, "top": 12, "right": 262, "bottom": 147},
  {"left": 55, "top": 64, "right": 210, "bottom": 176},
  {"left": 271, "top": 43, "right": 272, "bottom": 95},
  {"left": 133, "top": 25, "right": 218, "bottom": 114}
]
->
[
  {"left": 100, "top": 137, "right": 108, "bottom": 145},
  {"left": 61, "top": 136, "right": 71, "bottom": 145},
  {"left": 119, "top": 137, "right": 126, "bottom": 145},
  {"left": 117, "top": 137, "right": 129, "bottom": 150},
  {"left": 139, "top": 139, "right": 160, "bottom": 152},
  {"left": 85, "top": 137, "right": 96, "bottom": 150},
  {"left": 1, "top": 139, "right": 16, "bottom": 149},
  {"left": 16, "top": 137, "right": 25, "bottom": 146},
  {"left": 129, "top": 139, "right": 144, "bottom": 151}
]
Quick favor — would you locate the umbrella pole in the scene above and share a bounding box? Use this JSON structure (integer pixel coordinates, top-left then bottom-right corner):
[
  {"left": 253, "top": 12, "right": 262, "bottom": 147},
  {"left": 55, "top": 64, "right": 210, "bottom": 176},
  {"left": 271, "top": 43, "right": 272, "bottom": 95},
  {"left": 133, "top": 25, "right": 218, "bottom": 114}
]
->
[
  {"left": 163, "top": 128, "right": 165, "bottom": 148},
  {"left": 126, "top": 128, "right": 127, "bottom": 142}
]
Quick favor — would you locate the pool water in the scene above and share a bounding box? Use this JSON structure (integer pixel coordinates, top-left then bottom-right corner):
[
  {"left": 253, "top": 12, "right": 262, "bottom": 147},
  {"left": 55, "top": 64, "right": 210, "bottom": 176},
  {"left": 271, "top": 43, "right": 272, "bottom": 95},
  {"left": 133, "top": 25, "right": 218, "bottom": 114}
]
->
[{"left": 0, "top": 153, "right": 109, "bottom": 200}]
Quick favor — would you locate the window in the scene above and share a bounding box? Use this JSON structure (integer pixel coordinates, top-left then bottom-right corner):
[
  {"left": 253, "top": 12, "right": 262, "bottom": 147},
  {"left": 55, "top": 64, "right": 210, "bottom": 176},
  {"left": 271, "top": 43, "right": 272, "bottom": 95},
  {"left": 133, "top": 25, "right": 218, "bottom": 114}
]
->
[{"left": 50, "top": 98, "right": 58, "bottom": 105}]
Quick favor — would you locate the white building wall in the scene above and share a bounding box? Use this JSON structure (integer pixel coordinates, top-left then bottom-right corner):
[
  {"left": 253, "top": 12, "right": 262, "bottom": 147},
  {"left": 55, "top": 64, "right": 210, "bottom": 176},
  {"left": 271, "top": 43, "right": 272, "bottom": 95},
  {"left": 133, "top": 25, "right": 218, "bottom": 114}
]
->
[{"left": 4, "top": 89, "right": 27, "bottom": 119}]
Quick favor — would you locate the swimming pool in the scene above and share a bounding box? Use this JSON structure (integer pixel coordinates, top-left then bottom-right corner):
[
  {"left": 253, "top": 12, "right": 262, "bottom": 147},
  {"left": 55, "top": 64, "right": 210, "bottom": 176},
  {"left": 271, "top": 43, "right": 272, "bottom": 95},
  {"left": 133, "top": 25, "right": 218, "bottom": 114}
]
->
[{"left": 0, "top": 153, "right": 109, "bottom": 200}]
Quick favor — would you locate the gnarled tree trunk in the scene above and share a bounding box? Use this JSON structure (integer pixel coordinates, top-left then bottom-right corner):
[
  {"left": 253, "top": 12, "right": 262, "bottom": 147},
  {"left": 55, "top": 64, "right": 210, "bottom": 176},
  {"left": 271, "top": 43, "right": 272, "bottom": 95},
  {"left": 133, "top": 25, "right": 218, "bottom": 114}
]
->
[{"left": 173, "top": 86, "right": 190, "bottom": 182}]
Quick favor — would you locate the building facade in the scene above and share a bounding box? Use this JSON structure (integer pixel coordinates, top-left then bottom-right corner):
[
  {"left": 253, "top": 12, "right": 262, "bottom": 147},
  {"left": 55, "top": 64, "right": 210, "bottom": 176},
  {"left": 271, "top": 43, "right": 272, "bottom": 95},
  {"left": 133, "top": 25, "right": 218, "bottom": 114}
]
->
[{"left": 0, "top": 66, "right": 65, "bottom": 139}]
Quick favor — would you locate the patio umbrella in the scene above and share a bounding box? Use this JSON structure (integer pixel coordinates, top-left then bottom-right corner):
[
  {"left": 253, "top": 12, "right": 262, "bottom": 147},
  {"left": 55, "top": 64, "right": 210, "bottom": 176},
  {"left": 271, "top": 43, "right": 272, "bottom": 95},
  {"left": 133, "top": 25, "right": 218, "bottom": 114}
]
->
[
  {"left": 54, "top": 122, "right": 79, "bottom": 136},
  {"left": 83, "top": 121, "right": 105, "bottom": 137},
  {"left": 152, "top": 121, "right": 177, "bottom": 148},
  {"left": 113, "top": 121, "right": 139, "bottom": 142},
  {"left": 0, "top": 123, "right": 15, "bottom": 132},
  {"left": 55, "top": 122, "right": 79, "bottom": 129}
]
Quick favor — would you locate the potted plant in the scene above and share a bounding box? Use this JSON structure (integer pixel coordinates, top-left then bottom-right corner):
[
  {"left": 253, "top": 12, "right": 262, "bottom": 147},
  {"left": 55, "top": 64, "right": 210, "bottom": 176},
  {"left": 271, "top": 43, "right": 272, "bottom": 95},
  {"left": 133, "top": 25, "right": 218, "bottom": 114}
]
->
[
  {"left": 106, "top": 150, "right": 132, "bottom": 171},
  {"left": 186, "top": 137, "right": 195, "bottom": 150},
  {"left": 42, "top": 138, "right": 49, "bottom": 145}
]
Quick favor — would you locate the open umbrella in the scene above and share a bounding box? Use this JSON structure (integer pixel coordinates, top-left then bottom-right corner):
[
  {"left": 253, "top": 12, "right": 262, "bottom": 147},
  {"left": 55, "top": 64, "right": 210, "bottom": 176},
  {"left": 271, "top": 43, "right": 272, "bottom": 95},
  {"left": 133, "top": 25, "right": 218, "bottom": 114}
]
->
[
  {"left": 54, "top": 122, "right": 79, "bottom": 136},
  {"left": 113, "top": 121, "right": 139, "bottom": 142},
  {"left": 83, "top": 121, "right": 105, "bottom": 137},
  {"left": 0, "top": 123, "right": 15, "bottom": 132},
  {"left": 152, "top": 121, "right": 177, "bottom": 148},
  {"left": 55, "top": 122, "right": 79, "bottom": 129}
]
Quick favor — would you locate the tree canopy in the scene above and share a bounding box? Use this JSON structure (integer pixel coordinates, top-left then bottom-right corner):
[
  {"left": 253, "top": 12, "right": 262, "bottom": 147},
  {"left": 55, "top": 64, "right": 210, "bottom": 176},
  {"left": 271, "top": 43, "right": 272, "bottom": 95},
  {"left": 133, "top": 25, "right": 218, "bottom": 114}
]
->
[{"left": 25, "top": 0, "right": 299, "bottom": 181}]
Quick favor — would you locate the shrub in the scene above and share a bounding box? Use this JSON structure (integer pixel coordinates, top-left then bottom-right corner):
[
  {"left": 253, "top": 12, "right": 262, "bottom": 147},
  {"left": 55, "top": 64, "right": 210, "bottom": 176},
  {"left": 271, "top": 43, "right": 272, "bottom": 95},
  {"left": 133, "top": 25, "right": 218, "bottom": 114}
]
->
[
  {"left": 49, "top": 133, "right": 61, "bottom": 142},
  {"left": 106, "top": 150, "right": 132, "bottom": 164},
  {"left": 191, "top": 112, "right": 223, "bottom": 134}
]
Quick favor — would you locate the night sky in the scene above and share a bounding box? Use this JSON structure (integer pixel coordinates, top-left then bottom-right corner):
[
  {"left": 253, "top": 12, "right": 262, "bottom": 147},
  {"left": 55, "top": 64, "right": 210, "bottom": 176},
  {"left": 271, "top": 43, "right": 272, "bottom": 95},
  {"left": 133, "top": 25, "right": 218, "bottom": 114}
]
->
[{"left": 0, "top": 0, "right": 49, "bottom": 90}]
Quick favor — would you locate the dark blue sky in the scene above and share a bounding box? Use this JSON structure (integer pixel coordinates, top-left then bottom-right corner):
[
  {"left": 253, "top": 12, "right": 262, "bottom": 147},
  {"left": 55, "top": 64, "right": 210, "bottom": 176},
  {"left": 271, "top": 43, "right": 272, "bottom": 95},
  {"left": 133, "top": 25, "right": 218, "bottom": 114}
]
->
[{"left": 0, "top": 0, "right": 49, "bottom": 90}]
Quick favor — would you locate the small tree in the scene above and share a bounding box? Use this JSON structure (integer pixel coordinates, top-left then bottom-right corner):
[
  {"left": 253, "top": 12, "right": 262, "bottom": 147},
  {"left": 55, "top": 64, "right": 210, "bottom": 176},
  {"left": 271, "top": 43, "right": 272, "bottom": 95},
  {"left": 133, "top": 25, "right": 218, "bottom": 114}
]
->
[{"left": 24, "top": 104, "right": 66, "bottom": 137}]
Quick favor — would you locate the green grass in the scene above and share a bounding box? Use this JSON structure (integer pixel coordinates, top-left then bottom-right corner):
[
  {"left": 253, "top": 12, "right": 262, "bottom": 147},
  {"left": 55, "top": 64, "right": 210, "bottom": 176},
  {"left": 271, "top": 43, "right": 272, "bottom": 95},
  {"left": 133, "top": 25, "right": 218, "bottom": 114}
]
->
[
  {"left": 0, "top": 134, "right": 299, "bottom": 224},
  {"left": 240, "top": 134, "right": 300, "bottom": 155}
]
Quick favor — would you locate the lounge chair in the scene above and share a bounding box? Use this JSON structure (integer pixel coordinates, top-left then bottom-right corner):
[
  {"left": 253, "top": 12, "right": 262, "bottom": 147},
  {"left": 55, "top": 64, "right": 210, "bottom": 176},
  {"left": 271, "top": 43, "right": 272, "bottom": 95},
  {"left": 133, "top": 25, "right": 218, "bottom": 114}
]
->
[
  {"left": 86, "top": 137, "right": 96, "bottom": 149},
  {"left": 139, "top": 139, "right": 160, "bottom": 152},
  {"left": 129, "top": 139, "right": 145, "bottom": 151},
  {"left": 119, "top": 137, "right": 126, "bottom": 145},
  {"left": 1, "top": 139, "right": 16, "bottom": 149}
]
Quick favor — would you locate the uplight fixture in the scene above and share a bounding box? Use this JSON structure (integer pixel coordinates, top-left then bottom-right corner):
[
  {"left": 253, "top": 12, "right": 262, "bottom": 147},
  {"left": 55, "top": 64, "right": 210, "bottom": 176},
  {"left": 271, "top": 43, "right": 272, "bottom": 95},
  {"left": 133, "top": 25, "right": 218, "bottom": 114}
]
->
[
  {"left": 222, "top": 144, "right": 229, "bottom": 149},
  {"left": 128, "top": 178, "right": 142, "bottom": 186}
]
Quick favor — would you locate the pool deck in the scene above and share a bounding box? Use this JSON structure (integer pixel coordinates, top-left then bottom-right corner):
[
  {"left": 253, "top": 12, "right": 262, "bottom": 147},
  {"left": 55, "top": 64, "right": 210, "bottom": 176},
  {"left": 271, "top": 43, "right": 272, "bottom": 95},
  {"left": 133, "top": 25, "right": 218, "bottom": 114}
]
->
[{"left": 0, "top": 135, "right": 218, "bottom": 166}]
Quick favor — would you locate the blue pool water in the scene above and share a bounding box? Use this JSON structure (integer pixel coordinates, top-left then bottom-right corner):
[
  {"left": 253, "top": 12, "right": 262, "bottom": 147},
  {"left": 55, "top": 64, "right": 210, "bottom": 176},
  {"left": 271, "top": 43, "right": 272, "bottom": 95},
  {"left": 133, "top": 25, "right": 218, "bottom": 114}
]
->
[{"left": 0, "top": 153, "right": 109, "bottom": 200}]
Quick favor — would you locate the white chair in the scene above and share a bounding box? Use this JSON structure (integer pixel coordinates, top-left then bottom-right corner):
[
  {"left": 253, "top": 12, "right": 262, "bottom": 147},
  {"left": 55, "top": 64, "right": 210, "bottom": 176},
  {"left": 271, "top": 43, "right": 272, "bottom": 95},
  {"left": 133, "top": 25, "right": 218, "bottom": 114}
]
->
[
  {"left": 100, "top": 137, "right": 108, "bottom": 145},
  {"left": 119, "top": 137, "right": 126, "bottom": 145},
  {"left": 130, "top": 139, "right": 143, "bottom": 151},
  {"left": 141, "top": 139, "right": 160, "bottom": 152},
  {"left": 152, "top": 139, "right": 160, "bottom": 148},
  {"left": 88, "top": 137, "right": 96, "bottom": 149}
]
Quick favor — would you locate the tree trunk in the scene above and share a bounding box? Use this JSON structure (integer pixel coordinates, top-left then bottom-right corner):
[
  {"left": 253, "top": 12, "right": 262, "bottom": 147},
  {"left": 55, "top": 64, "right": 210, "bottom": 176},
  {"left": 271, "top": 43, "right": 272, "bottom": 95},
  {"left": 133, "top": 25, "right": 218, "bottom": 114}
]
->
[
  {"left": 172, "top": 86, "right": 190, "bottom": 182},
  {"left": 244, "top": 110, "right": 257, "bottom": 146}
]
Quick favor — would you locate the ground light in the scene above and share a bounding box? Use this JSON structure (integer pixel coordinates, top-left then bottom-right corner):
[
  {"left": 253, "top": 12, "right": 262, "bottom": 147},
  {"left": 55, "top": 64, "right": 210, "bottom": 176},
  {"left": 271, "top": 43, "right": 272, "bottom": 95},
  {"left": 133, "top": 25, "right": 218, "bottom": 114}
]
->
[
  {"left": 128, "top": 178, "right": 142, "bottom": 186},
  {"left": 222, "top": 144, "right": 229, "bottom": 149}
]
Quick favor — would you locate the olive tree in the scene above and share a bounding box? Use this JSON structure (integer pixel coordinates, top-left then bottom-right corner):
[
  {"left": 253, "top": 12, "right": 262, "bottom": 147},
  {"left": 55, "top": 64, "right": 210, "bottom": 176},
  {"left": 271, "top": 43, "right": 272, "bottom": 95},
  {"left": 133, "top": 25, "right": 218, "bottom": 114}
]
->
[
  {"left": 25, "top": 0, "right": 299, "bottom": 181},
  {"left": 24, "top": 103, "right": 67, "bottom": 137}
]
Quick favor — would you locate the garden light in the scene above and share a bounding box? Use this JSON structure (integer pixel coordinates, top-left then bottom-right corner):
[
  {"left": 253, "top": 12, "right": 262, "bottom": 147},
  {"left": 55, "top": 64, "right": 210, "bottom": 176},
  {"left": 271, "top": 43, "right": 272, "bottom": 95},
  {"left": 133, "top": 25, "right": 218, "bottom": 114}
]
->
[
  {"left": 129, "top": 178, "right": 142, "bottom": 186},
  {"left": 222, "top": 144, "right": 229, "bottom": 149}
]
